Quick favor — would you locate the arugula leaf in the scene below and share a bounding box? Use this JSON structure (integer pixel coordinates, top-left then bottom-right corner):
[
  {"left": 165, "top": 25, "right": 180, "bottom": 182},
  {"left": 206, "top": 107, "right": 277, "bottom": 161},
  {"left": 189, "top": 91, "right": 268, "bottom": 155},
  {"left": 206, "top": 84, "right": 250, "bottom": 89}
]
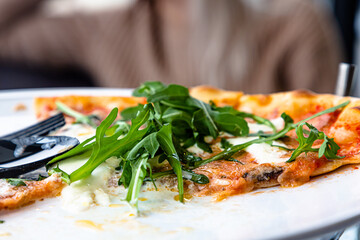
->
[
  {"left": 105, "top": 120, "right": 130, "bottom": 136},
  {"left": 0, "top": 220, "right": 4, "bottom": 224},
  {"left": 125, "top": 153, "right": 149, "bottom": 211},
  {"left": 269, "top": 143, "right": 294, "bottom": 151},
  {"left": 7, "top": 178, "right": 27, "bottom": 187},
  {"left": 146, "top": 168, "right": 209, "bottom": 184},
  {"left": 287, "top": 123, "right": 343, "bottom": 162},
  {"left": 182, "top": 169, "right": 210, "bottom": 184},
  {"left": 132, "top": 81, "right": 166, "bottom": 97},
  {"left": 47, "top": 136, "right": 95, "bottom": 165},
  {"left": 193, "top": 113, "right": 296, "bottom": 167},
  {"left": 118, "top": 161, "right": 132, "bottom": 188},
  {"left": 213, "top": 112, "right": 249, "bottom": 136},
  {"left": 56, "top": 101, "right": 100, "bottom": 128},
  {"left": 296, "top": 101, "right": 350, "bottom": 126},
  {"left": 192, "top": 109, "right": 219, "bottom": 139},
  {"left": 181, "top": 152, "right": 203, "bottom": 168},
  {"left": 195, "top": 134, "right": 212, "bottom": 153},
  {"left": 220, "top": 138, "right": 233, "bottom": 149},
  {"left": 287, "top": 123, "right": 319, "bottom": 162},
  {"left": 162, "top": 108, "right": 193, "bottom": 126},
  {"left": 70, "top": 106, "right": 151, "bottom": 182},
  {"left": 48, "top": 165, "right": 70, "bottom": 184},
  {"left": 37, "top": 175, "right": 48, "bottom": 181},
  {"left": 211, "top": 104, "right": 276, "bottom": 133},
  {"left": 160, "top": 100, "right": 197, "bottom": 111},
  {"left": 126, "top": 133, "right": 159, "bottom": 160},
  {"left": 52, "top": 82, "right": 350, "bottom": 213},
  {"left": 121, "top": 104, "right": 144, "bottom": 121},
  {"left": 146, "top": 162, "right": 158, "bottom": 190},
  {"left": 318, "top": 134, "right": 343, "bottom": 159},
  {"left": 237, "top": 112, "right": 277, "bottom": 133},
  {"left": 156, "top": 124, "right": 184, "bottom": 202},
  {"left": 147, "top": 84, "right": 190, "bottom": 103},
  {"left": 161, "top": 108, "right": 194, "bottom": 141}
]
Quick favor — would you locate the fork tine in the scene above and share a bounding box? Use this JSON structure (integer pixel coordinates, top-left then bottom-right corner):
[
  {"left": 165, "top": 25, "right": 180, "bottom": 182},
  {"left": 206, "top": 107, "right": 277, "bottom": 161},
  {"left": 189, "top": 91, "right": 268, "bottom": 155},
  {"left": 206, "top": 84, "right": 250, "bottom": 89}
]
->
[
  {"left": 20, "top": 120, "right": 65, "bottom": 138},
  {"left": 9, "top": 115, "right": 64, "bottom": 138},
  {"left": 1, "top": 113, "right": 65, "bottom": 140}
]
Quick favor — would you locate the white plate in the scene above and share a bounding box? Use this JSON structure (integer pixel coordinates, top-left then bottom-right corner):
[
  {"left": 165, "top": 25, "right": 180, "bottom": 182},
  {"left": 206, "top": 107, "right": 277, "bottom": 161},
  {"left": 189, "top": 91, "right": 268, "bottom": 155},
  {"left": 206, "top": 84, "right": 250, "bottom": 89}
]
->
[{"left": 1, "top": 88, "right": 360, "bottom": 240}]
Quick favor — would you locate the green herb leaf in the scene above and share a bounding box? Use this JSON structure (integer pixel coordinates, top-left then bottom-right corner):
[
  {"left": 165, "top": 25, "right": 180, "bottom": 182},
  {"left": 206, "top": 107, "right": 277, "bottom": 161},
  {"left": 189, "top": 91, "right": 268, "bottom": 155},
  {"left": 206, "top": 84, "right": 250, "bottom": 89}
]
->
[
  {"left": 126, "top": 133, "right": 159, "bottom": 160},
  {"left": 193, "top": 113, "right": 296, "bottom": 167},
  {"left": 7, "top": 178, "right": 27, "bottom": 187},
  {"left": 53, "top": 82, "right": 350, "bottom": 214},
  {"left": 182, "top": 169, "right": 209, "bottom": 184},
  {"left": 132, "top": 81, "right": 166, "bottom": 97},
  {"left": 195, "top": 134, "right": 212, "bottom": 153},
  {"left": 48, "top": 165, "right": 70, "bottom": 184},
  {"left": 56, "top": 101, "right": 100, "bottom": 128},
  {"left": 121, "top": 104, "right": 144, "bottom": 121},
  {"left": 70, "top": 106, "right": 151, "bottom": 182},
  {"left": 211, "top": 105, "right": 276, "bottom": 133},
  {"left": 287, "top": 123, "right": 343, "bottom": 162},
  {"left": 147, "top": 84, "right": 190, "bottom": 103},
  {"left": 220, "top": 138, "right": 233, "bottom": 149},
  {"left": 162, "top": 108, "right": 193, "bottom": 126},
  {"left": 156, "top": 124, "right": 184, "bottom": 202},
  {"left": 296, "top": 101, "right": 350, "bottom": 126},
  {"left": 146, "top": 168, "right": 209, "bottom": 184},
  {"left": 47, "top": 136, "right": 95, "bottom": 166},
  {"left": 213, "top": 112, "right": 249, "bottom": 136},
  {"left": 118, "top": 161, "right": 132, "bottom": 188},
  {"left": 37, "top": 175, "right": 48, "bottom": 181},
  {"left": 318, "top": 134, "right": 343, "bottom": 159},
  {"left": 192, "top": 108, "right": 219, "bottom": 139},
  {"left": 0, "top": 220, "right": 4, "bottom": 224},
  {"left": 125, "top": 153, "right": 149, "bottom": 212},
  {"left": 105, "top": 120, "right": 130, "bottom": 136}
]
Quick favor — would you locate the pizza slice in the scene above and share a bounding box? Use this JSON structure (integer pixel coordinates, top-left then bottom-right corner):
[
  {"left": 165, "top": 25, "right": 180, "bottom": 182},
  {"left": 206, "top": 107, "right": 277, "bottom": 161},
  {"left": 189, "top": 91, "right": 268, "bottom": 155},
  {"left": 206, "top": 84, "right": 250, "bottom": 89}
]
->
[{"left": 1, "top": 82, "right": 359, "bottom": 211}]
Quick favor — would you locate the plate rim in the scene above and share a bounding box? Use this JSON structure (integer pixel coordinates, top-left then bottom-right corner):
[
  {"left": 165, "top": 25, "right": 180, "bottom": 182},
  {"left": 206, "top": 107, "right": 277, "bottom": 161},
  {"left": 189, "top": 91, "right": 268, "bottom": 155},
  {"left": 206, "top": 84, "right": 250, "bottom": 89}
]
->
[{"left": 0, "top": 87, "right": 359, "bottom": 240}]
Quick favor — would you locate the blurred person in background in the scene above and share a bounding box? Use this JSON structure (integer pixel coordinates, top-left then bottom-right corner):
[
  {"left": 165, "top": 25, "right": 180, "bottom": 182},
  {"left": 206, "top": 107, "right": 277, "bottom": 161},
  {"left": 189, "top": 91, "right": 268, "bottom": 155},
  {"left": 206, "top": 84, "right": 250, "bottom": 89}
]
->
[{"left": 0, "top": 0, "right": 342, "bottom": 93}]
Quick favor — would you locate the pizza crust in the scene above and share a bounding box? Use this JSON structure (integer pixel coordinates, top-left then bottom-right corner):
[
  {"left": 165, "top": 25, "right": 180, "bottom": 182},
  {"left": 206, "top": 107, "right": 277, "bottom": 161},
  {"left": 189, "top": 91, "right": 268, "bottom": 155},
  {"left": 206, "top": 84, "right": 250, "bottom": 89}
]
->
[
  {"left": 0, "top": 175, "right": 65, "bottom": 210},
  {"left": 3, "top": 86, "right": 360, "bottom": 208},
  {"left": 34, "top": 95, "right": 146, "bottom": 121},
  {"left": 191, "top": 86, "right": 360, "bottom": 189}
]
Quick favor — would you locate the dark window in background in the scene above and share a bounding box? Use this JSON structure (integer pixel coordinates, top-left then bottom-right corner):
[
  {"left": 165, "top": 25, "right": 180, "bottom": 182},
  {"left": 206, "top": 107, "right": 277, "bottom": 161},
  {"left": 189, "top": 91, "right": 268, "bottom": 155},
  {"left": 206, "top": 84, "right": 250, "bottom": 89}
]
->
[{"left": 331, "top": 0, "right": 359, "bottom": 63}]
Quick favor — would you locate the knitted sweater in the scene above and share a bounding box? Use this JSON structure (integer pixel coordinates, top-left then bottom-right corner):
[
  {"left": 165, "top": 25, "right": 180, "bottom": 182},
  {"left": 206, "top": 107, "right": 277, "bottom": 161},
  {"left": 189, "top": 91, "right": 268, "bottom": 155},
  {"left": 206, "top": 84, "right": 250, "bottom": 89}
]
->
[{"left": 0, "top": 0, "right": 342, "bottom": 94}]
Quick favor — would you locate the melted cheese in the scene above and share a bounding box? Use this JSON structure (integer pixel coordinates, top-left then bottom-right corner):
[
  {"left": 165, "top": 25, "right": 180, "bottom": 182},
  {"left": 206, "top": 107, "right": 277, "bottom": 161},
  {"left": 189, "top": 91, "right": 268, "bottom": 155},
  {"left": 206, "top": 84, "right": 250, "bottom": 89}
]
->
[
  {"left": 59, "top": 156, "right": 120, "bottom": 211},
  {"left": 0, "top": 180, "right": 15, "bottom": 198},
  {"left": 52, "top": 124, "right": 118, "bottom": 211},
  {"left": 56, "top": 120, "right": 288, "bottom": 211},
  {"left": 248, "top": 117, "right": 284, "bottom": 133},
  {"left": 227, "top": 138, "right": 288, "bottom": 164},
  {"left": 187, "top": 144, "right": 205, "bottom": 155}
]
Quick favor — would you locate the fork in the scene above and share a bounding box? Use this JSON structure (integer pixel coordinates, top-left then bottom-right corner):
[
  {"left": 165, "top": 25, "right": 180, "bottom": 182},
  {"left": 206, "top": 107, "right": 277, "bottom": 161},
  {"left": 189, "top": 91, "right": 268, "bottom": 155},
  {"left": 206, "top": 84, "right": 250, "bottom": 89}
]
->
[
  {"left": 0, "top": 113, "right": 79, "bottom": 178},
  {"left": 1, "top": 113, "right": 65, "bottom": 140}
]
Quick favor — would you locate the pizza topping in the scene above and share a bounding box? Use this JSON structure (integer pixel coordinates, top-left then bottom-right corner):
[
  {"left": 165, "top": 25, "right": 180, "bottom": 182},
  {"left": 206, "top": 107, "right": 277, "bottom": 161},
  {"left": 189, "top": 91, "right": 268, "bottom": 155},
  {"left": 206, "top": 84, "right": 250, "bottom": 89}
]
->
[
  {"left": 287, "top": 122, "right": 343, "bottom": 162},
  {"left": 46, "top": 82, "right": 349, "bottom": 213},
  {"left": 6, "top": 179, "right": 27, "bottom": 187},
  {"left": 56, "top": 101, "right": 101, "bottom": 127},
  {"left": 0, "top": 180, "right": 16, "bottom": 198},
  {"left": 0, "top": 175, "right": 65, "bottom": 210},
  {"left": 226, "top": 137, "right": 288, "bottom": 164}
]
